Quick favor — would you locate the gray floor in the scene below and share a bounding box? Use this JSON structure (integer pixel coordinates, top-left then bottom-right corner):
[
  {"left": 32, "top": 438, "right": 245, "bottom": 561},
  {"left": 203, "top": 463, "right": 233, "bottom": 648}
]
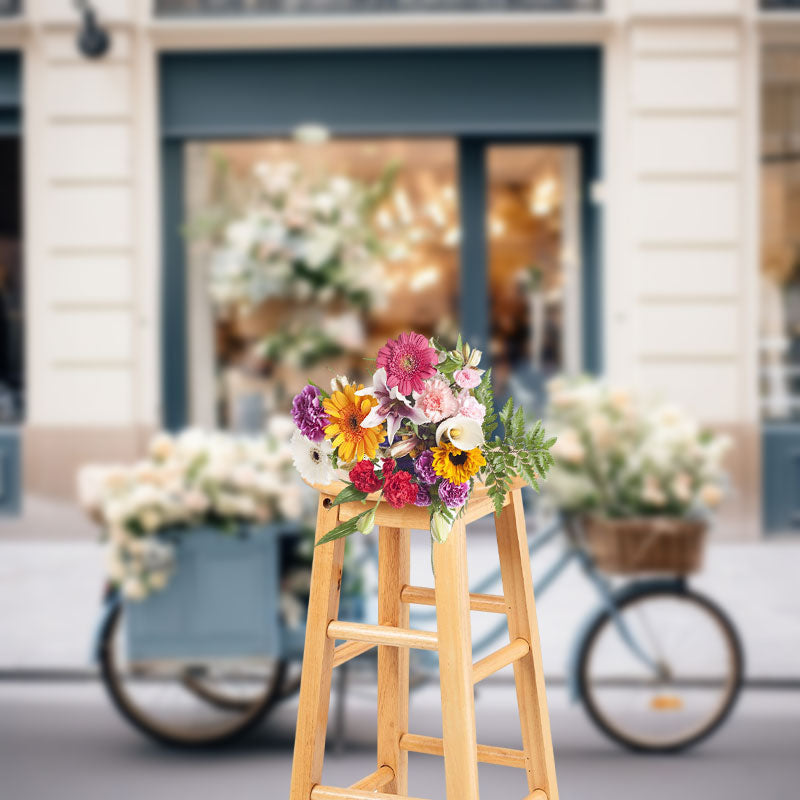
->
[{"left": 1, "top": 680, "right": 798, "bottom": 800}]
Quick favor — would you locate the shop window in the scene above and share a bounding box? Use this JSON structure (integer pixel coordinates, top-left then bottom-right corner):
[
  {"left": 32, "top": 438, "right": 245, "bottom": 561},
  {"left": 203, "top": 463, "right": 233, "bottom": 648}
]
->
[
  {"left": 184, "top": 137, "right": 460, "bottom": 430},
  {"left": 761, "top": 47, "right": 800, "bottom": 420}
]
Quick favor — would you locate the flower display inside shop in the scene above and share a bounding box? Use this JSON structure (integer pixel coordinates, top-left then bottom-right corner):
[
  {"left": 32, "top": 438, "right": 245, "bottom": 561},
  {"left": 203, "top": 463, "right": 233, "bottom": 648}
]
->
[
  {"left": 544, "top": 376, "right": 731, "bottom": 518},
  {"left": 204, "top": 160, "right": 391, "bottom": 312},
  {"left": 79, "top": 426, "right": 302, "bottom": 600},
  {"left": 289, "top": 333, "right": 556, "bottom": 547}
]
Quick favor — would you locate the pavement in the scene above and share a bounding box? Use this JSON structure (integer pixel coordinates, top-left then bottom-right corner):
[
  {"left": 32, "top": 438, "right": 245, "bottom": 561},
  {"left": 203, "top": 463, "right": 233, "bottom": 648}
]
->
[
  {"left": 2, "top": 496, "right": 800, "bottom": 799},
  {"left": 1, "top": 680, "right": 799, "bottom": 800}
]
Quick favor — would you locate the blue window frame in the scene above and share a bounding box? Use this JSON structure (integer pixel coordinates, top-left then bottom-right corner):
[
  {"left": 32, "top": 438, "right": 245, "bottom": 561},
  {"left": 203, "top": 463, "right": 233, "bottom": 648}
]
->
[
  {"left": 0, "top": 50, "right": 21, "bottom": 515},
  {"left": 160, "top": 47, "right": 602, "bottom": 429}
]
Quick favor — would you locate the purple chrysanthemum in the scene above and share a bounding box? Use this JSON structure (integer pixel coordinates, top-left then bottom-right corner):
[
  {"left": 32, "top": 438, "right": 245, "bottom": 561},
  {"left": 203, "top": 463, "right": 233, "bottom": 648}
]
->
[
  {"left": 438, "top": 479, "right": 470, "bottom": 509},
  {"left": 291, "top": 384, "right": 329, "bottom": 442},
  {"left": 414, "top": 484, "right": 432, "bottom": 507},
  {"left": 414, "top": 450, "right": 437, "bottom": 485}
]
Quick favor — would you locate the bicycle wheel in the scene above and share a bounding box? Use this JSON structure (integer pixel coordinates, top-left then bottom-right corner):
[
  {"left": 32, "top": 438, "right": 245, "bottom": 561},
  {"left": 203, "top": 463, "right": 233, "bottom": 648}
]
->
[
  {"left": 577, "top": 586, "right": 743, "bottom": 753},
  {"left": 99, "top": 604, "right": 287, "bottom": 747}
]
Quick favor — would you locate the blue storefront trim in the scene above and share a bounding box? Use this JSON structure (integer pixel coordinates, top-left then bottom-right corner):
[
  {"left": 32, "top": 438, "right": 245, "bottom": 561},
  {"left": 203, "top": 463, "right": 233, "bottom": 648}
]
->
[
  {"left": 762, "top": 422, "right": 800, "bottom": 535},
  {"left": 0, "top": 51, "right": 20, "bottom": 136},
  {"left": 160, "top": 47, "right": 602, "bottom": 429},
  {"left": 0, "top": 52, "right": 22, "bottom": 513},
  {"left": 0, "top": 429, "right": 21, "bottom": 515}
]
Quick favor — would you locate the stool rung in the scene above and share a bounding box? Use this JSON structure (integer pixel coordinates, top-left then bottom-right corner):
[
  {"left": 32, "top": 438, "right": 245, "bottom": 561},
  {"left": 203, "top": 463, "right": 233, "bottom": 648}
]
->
[
  {"left": 311, "top": 788, "right": 429, "bottom": 800},
  {"left": 525, "top": 791, "right": 548, "bottom": 800},
  {"left": 349, "top": 765, "right": 394, "bottom": 791},
  {"left": 472, "top": 638, "right": 530, "bottom": 684},
  {"left": 332, "top": 640, "right": 375, "bottom": 668},
  {"left": 400, "top": 584, "right": 507, "bottom": 614},
  {"left": 399, "top": 733, "right": 526, "bottom": 769},
  {"left": 327, "top": 620, "right": 438, "bottom": 651}
]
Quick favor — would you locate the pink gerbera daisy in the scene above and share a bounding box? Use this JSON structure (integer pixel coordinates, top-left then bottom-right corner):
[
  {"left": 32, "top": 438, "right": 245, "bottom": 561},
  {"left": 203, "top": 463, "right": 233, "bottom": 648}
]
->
[{"left": 376, "top": 332, "right": 438, "bottom": 396}]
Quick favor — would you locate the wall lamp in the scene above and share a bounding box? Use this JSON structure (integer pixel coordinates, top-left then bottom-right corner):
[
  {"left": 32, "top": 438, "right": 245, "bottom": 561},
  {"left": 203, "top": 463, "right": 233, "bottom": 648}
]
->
[{"left": 74, "top": 0, "right": 111, "bottom": 59}]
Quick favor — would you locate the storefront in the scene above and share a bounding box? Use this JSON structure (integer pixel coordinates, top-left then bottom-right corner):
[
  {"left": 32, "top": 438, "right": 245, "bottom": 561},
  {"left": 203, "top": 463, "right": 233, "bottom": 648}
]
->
[
  {"left": 159, "top": 48, "right": 601, "bottom": 430},
  {"left": 4, "top": 0, "right": 799, "bottom": 539}
]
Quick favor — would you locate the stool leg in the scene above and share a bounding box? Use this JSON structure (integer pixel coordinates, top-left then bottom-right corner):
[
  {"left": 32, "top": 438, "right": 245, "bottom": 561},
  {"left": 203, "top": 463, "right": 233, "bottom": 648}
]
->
[
  {"left": 433, "top": 518, "right": 480, "bottom": 800},
  {"left": 495, "top": 489, "right": 559, "bottom": 800},
  {"left": 377, "top": 526, "right": 410, "bottom": 794},
  {"left": 289, "top": 497, "right": 346, "bottom": 800}
]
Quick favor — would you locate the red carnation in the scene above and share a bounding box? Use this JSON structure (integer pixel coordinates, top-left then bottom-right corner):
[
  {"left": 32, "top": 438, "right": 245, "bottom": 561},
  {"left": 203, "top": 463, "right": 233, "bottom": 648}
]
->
[
  {"left": 349, "top": 459, "right": 383, "bottom": 494},
  {"left": 381, "top": 458, "right": 396, "bottom": 478},
  {"left": 383, "top": 470, "right": 418, "bottom": 509}
]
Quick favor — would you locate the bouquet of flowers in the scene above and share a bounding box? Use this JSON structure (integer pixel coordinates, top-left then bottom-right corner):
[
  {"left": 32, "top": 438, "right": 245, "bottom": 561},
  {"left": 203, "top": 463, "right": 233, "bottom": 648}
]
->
[
  {"left": 288, "top": 332, "right": 556, "bottom": 546},
  {"left": 79, "top": 425, "right": 303, "bottom": 600},
  {"left": 544, "top": 377, "right": 730, "bottom": 518}
]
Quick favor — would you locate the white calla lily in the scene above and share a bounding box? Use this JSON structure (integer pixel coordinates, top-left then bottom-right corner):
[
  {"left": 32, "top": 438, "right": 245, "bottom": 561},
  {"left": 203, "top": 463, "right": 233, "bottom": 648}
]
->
[{"left": 435, "top": 415, "right": 484, "bottom": 450}]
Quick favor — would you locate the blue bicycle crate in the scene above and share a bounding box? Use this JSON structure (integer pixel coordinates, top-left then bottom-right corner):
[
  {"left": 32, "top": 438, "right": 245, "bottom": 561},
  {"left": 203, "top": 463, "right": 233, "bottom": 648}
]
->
[{"left": 125, "top": 524, "right": 288, "bottom": 663}]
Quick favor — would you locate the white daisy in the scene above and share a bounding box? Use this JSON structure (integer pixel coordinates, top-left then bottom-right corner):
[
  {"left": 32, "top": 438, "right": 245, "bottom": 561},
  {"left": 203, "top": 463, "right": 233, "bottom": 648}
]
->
[{"left": 290, "top": 429, "right": 335, "bottom": 485}]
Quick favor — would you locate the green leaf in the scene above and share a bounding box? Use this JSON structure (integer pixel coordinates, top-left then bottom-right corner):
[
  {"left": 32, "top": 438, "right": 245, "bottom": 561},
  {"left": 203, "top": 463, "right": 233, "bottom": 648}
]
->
[
  {"left": 308, "top": 380, "right": 330, "bottom": 399},
  {"left": 511, "top": 406, "right": 525, "bottom": 441},
  {"left": 316, "top": 508, "right": 374, "bottom": 546},
  {"left": 500, "top": 397, "right": 514, "bottom": 428},
  {"left": 330, "top": 484, "right": 369, "bottom": 507},
  {"left": 475, "top": 369, "right": 499, "bottom": 441}
]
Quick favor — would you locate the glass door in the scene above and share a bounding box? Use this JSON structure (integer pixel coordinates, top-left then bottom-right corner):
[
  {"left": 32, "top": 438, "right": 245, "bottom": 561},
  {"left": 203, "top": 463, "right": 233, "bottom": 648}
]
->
[
  {"left": 761, "top": 45, "right": 800, "bottom": 533},
  {"left": 460, "top": 139, "right": 587, "bottom": 411},
  {"left": 479, "top": 143, "right": 583, "bottom": 411}
]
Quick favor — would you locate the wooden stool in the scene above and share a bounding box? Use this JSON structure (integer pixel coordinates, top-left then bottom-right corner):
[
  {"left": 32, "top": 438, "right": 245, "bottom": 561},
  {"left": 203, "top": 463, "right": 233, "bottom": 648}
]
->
[{"left": 289, "top": 478, "right": 558, "bottom": 800}]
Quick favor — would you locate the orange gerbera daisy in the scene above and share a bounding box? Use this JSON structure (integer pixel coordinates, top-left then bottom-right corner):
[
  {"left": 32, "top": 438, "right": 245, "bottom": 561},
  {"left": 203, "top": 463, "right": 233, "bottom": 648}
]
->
[{"left": 323, "top": 384, "right": 384, "bottom": 463}]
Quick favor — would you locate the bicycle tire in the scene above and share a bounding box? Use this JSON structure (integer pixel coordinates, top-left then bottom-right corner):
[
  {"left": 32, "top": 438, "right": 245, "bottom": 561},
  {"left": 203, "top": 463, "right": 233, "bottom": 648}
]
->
[
  {"left": 576, "top": 585, "right": 744, "bottom": 753},
  {"left": 99, "top": 604, "right": 287, "bottom": 748}
]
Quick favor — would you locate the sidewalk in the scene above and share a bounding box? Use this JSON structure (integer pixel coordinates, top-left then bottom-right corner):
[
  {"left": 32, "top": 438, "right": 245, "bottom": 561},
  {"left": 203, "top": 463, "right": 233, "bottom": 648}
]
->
[{"left": 2, "top": 514, "right": 799, "bottom": 679}]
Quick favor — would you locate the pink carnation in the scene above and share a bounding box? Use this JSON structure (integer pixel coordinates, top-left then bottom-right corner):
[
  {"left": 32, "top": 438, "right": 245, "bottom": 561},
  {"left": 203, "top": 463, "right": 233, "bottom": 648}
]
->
[
  {"left": 454, "top": 368, "right": 482, "bottom": 389},
  {"left": 457, "top": 392, "right": 486, "bottom": 423},
  {"left": 416, "top": 377, "right": 458, "bottom": 423}
]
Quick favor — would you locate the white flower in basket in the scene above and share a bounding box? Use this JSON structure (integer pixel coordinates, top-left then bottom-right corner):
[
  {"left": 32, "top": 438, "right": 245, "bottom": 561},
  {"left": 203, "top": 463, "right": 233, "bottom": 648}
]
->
[
  {"left": 544, "top": 378, "right": 732, "bottom": 575},
  {"left": 78, "top": 428, "right": 305, "bottom": 600}
]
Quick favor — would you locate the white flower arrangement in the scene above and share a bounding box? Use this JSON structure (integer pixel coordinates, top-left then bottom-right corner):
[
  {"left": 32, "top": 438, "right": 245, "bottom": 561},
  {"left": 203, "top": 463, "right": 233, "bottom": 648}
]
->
[
  {"left": 206, "top": 160, "right": 388, "bottom": 313},
  {"left": 79, "top": 422, "right": 304, "bottom": 600},
  {"left": 545, "top": 377, "right": 731, "bottom": 519}
]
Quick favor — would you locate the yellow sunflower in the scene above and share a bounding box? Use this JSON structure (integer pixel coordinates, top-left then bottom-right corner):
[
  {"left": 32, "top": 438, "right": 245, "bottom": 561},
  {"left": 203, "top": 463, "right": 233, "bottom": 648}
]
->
[
  {"left": 323, "top": 384, "right": 384, "bottom": 463},
  {"left": 431, "top": 442, "right": 486, "bottom": 484}
]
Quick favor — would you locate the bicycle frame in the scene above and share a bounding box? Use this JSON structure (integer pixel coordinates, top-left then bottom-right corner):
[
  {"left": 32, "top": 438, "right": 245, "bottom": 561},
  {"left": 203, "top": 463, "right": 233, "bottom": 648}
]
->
[{"left": 409, "top": 514, "right": 677, "bottom": 693}]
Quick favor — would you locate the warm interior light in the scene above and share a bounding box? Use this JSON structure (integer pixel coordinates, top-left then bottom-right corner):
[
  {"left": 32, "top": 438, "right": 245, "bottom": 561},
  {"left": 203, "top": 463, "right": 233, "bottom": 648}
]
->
[
  {"left": 409, "top": 266, "right": 441, "bottom": 293},
  {"left": 530, "top": 176, "right": 557, "bottom": 217},
  {"left": 489, "top": 216, "right": 507, "bottom": 237},
  {"left": 443, "top": 226, "right": 460, "bottom": 247}
]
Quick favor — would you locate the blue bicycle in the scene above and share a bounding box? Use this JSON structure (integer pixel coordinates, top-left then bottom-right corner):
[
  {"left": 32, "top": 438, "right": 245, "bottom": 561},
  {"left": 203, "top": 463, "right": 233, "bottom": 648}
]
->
[
  {"left": 402, "top": 513, "right": 743, "bottom": 753},
  {"left": 97, "top": 513, "right": 743, "bottom": 752}
]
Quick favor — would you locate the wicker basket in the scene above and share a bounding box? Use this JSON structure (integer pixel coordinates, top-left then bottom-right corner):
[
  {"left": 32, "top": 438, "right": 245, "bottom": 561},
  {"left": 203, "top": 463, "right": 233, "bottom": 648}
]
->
[{"left": 582, "top": 515, "right": 707, "bottom": 575}]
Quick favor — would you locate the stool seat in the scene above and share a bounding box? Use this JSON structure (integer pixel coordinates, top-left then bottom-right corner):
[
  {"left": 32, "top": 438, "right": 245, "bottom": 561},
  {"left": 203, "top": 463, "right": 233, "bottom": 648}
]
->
[
  {"left": 289, "top": 484, "right": 559, "bottom": 800},
  {"left": 306, "top": 476, "right": 527, "bottom": 530}
]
